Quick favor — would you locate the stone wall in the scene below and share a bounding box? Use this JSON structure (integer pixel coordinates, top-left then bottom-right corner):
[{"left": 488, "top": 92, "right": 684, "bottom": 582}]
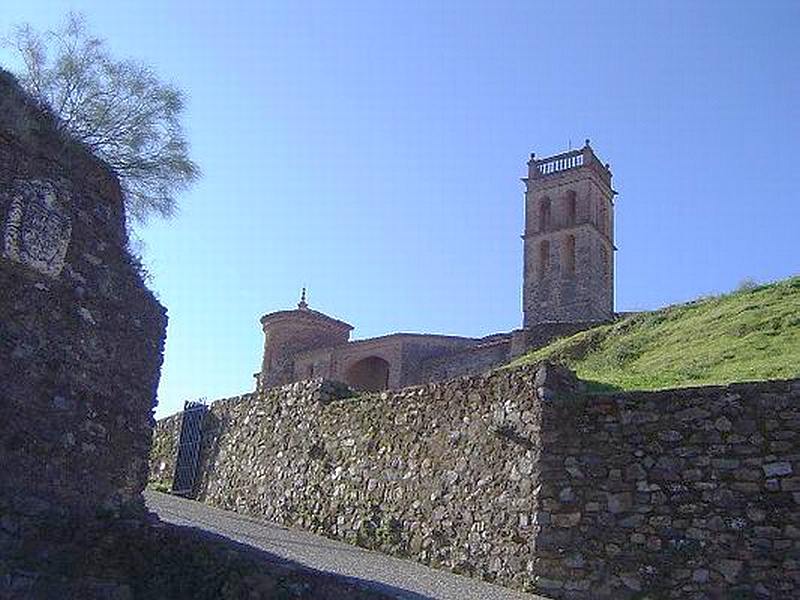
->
[
  {"left": 513, "top": 322, "right": 603, "bottom": 352},
  {"left": 151, "top": 360, "right": 800, "bottom": 599},
  {"left": 151, "top": 369, "right": 557, "bottom": 591},
  {"left": 418, "top": 323, "right": 598, "bottom": 383},
  {"left": 0, "top": 70, "right": 168, "bottom": 593},
  {"left": 530, "top": 377, "right": 800, "bottom": 598},
  {"left": 418, "top": 336, "right": 512, "bottom": 382},
  {"left": 149, "top": 410, "right": 185, "bottom": 491}
]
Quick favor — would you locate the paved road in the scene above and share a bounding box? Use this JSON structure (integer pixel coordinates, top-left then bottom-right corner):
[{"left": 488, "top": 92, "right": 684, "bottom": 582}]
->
[{"left": 145, "top": 491, "right": 547, "bottom": 600}]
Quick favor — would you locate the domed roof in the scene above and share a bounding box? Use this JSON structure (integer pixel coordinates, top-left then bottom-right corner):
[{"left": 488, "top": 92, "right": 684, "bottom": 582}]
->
[{"left": 260, "top": 289, "right": 353, "bottom": 332}]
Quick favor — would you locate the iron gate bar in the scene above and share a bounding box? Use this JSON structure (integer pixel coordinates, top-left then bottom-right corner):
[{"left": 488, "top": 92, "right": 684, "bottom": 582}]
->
[{"left": 172, "top": 400, "right": 207, "bottom": 497}]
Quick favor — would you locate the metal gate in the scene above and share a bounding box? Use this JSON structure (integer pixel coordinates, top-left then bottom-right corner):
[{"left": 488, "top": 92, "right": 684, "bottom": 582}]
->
[{"left": 172, "top": 400, "right": 207, "bottom": 497}]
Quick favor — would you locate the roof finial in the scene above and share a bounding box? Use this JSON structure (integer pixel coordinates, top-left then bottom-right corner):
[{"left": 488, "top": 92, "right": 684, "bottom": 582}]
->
[{"left": 298, "top": 287, "right": 308, "bottom": 310}]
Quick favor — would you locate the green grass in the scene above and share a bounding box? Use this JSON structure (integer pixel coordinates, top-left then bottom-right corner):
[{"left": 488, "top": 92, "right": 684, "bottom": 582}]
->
[{"left": 506, "top": 276, "right": 800, "bottom": 391}]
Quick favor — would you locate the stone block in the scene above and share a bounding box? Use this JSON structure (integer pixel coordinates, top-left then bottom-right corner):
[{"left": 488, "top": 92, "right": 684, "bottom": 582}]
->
[{"left": 763, "top": 462, "right": 793, "bottom": 477}]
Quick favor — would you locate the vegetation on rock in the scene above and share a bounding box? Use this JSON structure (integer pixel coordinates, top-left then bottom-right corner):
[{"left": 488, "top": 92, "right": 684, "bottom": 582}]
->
[
  {"left": 507, "top": 276, "right": 800, "bottom": 391},
  {"left": 4, "top": 13, "right": 199, "bottom": 224}
]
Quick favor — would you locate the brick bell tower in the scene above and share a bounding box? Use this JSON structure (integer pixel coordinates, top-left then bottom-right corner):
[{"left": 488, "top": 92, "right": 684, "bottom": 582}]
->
[{"left": 522, "top": 140, "right": 616, "bottom": 327}]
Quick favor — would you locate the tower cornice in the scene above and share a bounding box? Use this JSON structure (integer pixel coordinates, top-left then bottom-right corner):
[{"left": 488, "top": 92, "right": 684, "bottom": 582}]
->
[
  {"left": 523, "top": 162, "right": 617, "bottom": 201},
  {"left": 527, "top": 141, "right": 612, "bottom": 184}
]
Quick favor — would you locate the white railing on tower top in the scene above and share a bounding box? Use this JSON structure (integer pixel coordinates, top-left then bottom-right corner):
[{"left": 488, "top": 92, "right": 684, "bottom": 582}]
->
[{"left": 536, "top": 152, "right": 584, "bottom": 176}]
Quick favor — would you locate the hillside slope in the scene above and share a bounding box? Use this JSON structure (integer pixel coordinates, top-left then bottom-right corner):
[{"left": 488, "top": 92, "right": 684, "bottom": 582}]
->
[{"left": 507, "top": 276, "right": 800, "bottom": 391}]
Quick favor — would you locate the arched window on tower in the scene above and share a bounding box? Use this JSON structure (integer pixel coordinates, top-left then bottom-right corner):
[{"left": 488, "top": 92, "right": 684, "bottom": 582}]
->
[
  {"left": 538, "top": 239, "right": 550, "bottom": 280},
  {"left": 563, "top": 235, "right": 576, "bottom": 275},
  {"left": 565, "top": 190, "right": 577, "bottom": 226},
  {"left": 539, "top": 197, "right": 551, "bottom": 232}
]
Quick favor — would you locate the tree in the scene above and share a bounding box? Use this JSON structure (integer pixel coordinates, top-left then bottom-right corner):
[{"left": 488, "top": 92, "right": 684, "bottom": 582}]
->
[{"left": 5, "top": 13, "right": 199, "bottom": 223}]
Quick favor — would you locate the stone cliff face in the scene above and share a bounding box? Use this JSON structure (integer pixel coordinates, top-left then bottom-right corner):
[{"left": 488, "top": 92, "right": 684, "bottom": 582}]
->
[
  {"left": 0, "top": 70, "right": 168, "bottom": 595},
  {"left": 152, "top": 364, "right": 800, "bottom": 599}
]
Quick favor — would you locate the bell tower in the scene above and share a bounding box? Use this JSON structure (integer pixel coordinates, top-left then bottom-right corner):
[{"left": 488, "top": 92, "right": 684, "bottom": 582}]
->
[{"left": 522, "top": 140, "right": 616, "bottom": 327}]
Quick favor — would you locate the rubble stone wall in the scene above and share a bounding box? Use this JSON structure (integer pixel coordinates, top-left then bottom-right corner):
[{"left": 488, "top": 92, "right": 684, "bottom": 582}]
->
[
  {"left": 149, "top": 410, "right": 185, "bottom": 491},
  {"left": 0, "top": 69, "right": 167, "bottom": 595},
  {"left": 151, "top": 362, "right": 800, "bottom": 599},
  {"left": 417, "top": 322, "right": 598, "bottom": 384},
  {"left": 417, "top": 337, "right": 512, "bottom": 382},
  {"left": 531, "top": 377, "right": 800, "bottom": 598}
]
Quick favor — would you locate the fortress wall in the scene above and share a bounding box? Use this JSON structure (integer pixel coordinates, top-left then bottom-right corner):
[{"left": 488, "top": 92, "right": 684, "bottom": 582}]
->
[
  {"left": 152, "top": 369, "right": 550, "bottom": 590},
  {"left": 531, "top": 378, "right": 800, "bottom": 598},
  {"left": 151, "top": 364, "right": 800, "bottom": 599},
  {"left": 0, "top": 71, "right": 167, "bottom": 595},
  {"left": 417, "top": 322, "right": 598, "bottom": 384},
  {"left": 417, "top": 337, "right": 513, "bottom": 382},
  {"left": 512, "top": 321, "right": 603, "bottom": 350}
]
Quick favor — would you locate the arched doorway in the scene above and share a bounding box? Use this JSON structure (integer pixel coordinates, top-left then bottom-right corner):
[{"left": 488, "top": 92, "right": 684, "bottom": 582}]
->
[{"left": 344, "top": 356, "right": 390, "bottom": 392}]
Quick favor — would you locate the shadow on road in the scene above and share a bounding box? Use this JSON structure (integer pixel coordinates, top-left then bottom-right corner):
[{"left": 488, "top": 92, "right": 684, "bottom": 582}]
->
[{"left": 157, "top": 516, "right": 435, "bottom": 600}]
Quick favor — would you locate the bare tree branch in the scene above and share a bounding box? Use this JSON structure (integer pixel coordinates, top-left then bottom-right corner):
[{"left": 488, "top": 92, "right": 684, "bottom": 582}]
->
[{"left": 4, "top": 12, "right": 199, "bottom": 225}]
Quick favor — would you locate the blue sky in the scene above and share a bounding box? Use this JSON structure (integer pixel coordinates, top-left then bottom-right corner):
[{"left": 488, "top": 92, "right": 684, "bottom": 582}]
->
[{"left": 2, "top": 1, "right": 798, "bottom": 418}]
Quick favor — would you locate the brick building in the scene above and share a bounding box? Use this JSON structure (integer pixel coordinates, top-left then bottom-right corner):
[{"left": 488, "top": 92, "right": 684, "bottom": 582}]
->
[
  {"left": 257, "top": 142, "right": 616, "bottom": 392},
  {"left": 257, "top": 289, "right": 481, "bottom": 391}
]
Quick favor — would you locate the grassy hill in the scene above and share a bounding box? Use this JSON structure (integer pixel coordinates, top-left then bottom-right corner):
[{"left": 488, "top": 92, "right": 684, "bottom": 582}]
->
[{"left": 507, "top": 276, "right": 800, "bottom": 391}]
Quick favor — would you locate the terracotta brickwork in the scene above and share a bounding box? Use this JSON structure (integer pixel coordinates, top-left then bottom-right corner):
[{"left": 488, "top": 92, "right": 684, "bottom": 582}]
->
[{"left": 259, "top": 304, "right": 353, "bottom": 388}]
